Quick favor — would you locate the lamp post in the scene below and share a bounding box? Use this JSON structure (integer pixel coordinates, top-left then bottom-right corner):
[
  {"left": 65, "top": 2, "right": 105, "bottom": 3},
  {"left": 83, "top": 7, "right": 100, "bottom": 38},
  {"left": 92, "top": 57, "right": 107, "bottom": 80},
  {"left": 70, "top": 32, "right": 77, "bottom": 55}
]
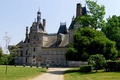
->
[{"left": 3, "top": 32, "right": 11, "bottom": 74}]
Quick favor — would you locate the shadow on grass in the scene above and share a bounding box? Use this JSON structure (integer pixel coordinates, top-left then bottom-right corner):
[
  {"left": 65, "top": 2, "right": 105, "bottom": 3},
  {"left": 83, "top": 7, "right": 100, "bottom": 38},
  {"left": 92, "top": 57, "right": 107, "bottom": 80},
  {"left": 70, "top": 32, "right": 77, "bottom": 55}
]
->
[
  {"left": 47, "top": 70, "right": 65, "bottom": 75},
  {"left": 64, "top": 69, "right": 108, "bottom": 75},
  {"left": 39, "top": 71, "right": 47, "bottom": 73},
  {"left": 64, "top": 69, "right": 79, "bottom": 74}
]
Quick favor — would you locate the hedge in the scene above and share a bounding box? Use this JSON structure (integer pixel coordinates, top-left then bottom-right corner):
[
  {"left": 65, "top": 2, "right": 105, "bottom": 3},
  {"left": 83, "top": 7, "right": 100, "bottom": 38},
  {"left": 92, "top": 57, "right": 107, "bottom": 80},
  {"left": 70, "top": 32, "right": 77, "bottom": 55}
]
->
[
  {"left": 79, "top": 65, "right": 92, "bottom": 73},
  {"left": 105, "top": 61, "right": 120, "bottom": 71}
]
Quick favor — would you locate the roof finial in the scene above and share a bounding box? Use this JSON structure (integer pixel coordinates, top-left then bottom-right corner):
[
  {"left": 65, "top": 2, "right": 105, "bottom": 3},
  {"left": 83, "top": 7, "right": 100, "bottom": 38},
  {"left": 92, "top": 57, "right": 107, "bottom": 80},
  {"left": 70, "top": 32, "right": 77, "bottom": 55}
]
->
[{"left": 39, "top": 7, "right": 40, "bottom": 12}]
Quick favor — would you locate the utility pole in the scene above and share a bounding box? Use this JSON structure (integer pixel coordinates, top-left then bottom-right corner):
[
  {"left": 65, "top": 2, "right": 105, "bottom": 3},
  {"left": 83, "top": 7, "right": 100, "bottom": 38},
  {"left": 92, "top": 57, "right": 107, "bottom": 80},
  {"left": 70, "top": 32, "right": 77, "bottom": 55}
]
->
[{"left": 3, "top": 32, "right": 11, "bottom": 74}]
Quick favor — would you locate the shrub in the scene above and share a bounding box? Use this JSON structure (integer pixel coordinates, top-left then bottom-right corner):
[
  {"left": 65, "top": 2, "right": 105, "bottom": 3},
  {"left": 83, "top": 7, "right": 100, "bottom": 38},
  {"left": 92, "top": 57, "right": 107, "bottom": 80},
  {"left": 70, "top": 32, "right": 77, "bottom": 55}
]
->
[
  {"left": 30, "top": 65, "right": 32, "bottom": 68},
  {"left": 23, "top": 64, "right": 26, "bottom": 67},
  {"left": 105, "top": 61, "right": 120, "bottom": 71},
  {"left": 88, "top": 54, "right": 106, "bottom": 72},
  {"left": 105, "top": 61, "right": 117, "bottom": 71},
  {"left": 116, "top": 61, "right": 120, "bottom": 71},
  {"left": 79, "top": 65, "right": 92, "bottom": 73}
]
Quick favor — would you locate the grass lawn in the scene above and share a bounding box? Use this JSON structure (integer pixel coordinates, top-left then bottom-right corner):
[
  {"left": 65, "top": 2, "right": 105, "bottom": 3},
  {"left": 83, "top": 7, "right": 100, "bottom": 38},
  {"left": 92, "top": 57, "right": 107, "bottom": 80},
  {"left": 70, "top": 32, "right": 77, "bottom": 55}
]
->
[
  {"left": 64, "top": 68, "right": 120, "bottom": 80},
  {"left": 0, "top": 65, "right": 47, "bottom": 80}
]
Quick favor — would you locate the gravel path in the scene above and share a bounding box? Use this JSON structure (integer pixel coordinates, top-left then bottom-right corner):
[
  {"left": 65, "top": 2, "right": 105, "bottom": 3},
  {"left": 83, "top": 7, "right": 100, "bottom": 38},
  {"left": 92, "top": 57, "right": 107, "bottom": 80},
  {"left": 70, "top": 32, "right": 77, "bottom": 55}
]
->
[{"left": 29, "top": 68, "right": 69, "bottom": 80}]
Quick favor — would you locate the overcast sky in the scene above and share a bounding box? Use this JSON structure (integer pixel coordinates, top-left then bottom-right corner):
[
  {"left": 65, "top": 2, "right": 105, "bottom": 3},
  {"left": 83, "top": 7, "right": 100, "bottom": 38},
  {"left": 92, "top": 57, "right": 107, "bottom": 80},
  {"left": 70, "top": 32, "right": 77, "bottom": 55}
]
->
[{"left": 0, "top": 0, "right": 120, "bottom": 51}]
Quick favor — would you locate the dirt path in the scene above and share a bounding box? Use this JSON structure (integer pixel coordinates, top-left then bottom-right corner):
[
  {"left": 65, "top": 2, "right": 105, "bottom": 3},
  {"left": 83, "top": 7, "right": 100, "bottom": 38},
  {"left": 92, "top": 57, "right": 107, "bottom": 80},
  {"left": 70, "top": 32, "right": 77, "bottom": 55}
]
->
[{"left": 29, "top": 68, "right": 69, "bottom": 80}]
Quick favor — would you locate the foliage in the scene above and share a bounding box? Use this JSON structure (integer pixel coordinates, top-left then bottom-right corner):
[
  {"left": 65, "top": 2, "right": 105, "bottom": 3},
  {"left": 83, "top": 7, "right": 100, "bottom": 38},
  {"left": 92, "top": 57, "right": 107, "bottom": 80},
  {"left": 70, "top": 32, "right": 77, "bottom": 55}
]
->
[
  {"left": 76, "top": 0, "right": 105, "bottom": 29},
  {"left": 102, "top": 15, "right": 120, "bottom": 56},
  {"left": 79, "top": 65, "right": 92, "bottom": 73},
  {"left": 65, "top": 44, "right": 77, "bottom": 61},
  {"left": 0, "top": 54, "right": 7, "bottom": 65},
  {"left": 8, "top": 45, "right": 19, "bottom": 65},
  {"left": 105, "top": 61, "right": 120, "bottom": 71},
  {"left": 0, "top": 46, "right": 18, "bottom": 65},
  {"left": 0, "top": 49, "right": 8, "bottom": 65},
  {"left": 88, "top": 54, "right": 106, "bottom": 72},
  {"left": 66, "top": 27, "right": 118, "bottom": 61},
  {"left": 0, "top": 48, "right": 2, "bottom": 58}
]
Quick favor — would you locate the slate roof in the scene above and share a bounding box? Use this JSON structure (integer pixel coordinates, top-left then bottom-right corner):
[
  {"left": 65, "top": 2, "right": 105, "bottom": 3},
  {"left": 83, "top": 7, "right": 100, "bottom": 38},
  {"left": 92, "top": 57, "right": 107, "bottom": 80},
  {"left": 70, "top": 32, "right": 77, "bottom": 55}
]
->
[
  {"left": 57, "top": 24, "right": 68, "bottom": 34},
  {"left": 82, "top": 7, "right": 87, "bottom": 15},
  {"left": 69, "top": 20, "right": 76, "bottom": 30},
  {"left": 43, "top": 33, "right": 69, "bottom": 48}
]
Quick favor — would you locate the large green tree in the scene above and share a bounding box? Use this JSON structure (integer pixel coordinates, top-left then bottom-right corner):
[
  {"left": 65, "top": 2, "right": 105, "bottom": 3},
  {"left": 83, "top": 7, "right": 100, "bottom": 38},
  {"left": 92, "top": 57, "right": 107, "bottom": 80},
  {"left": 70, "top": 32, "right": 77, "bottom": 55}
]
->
[
  {"left": 76, "top": 0, "right": 105, "bottom": 29},
  {"left": 102, "top": 15, "right": 120, "bottom": 56},
  {"left": 66, "top": 27, "right": 118, "bottom": 61}
]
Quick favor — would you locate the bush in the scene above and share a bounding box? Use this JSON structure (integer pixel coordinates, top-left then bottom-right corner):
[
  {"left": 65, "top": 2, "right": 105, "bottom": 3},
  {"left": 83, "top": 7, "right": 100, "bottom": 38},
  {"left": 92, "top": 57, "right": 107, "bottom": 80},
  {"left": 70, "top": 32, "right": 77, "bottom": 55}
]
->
[
  {"left": 79, "top": 65, "right": 92, "bottom": 73},
  {"left": 105, "top": 61, "right": 120, "bottom": 71},
  {"left": 23, "top": 64, "right": 26, "bottom": 67},
  {"left": 88, "top": 54, "right": 106, "bottom": 72},
  {"left": 105, "top": 61, "right": 117, "bottom": 71}
]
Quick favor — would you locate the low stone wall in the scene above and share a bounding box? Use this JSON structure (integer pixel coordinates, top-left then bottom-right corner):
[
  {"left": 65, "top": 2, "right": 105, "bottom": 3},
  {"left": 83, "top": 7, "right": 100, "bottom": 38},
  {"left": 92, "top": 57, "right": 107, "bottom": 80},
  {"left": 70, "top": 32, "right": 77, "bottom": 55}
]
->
[{"left": 67, "top": 61, "right": 88, "bottom": 67}]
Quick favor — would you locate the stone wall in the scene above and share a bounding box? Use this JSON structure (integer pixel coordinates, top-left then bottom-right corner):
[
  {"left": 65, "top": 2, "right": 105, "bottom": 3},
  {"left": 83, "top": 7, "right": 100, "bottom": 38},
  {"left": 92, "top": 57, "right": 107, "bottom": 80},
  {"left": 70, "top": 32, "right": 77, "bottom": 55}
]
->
[{"left": 67, "top": 61, "right": 88, "bottom": 67}]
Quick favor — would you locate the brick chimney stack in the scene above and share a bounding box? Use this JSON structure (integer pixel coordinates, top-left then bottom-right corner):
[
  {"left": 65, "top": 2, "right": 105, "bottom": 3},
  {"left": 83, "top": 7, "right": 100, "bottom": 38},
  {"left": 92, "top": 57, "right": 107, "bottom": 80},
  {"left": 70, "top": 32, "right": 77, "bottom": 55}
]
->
[
  {"left": 43, "top": 19, "right": 46, "bottom": 30},
  {"left": 76, "top": 3, "right": 82, "bottom": 17}
]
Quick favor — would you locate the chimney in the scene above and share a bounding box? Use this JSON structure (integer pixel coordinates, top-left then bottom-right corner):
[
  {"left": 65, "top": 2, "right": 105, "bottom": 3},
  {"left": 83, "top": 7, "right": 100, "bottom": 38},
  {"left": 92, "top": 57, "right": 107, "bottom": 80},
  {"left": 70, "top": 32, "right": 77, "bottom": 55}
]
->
[
  {"left": 76, "top": 3, "right": 82, "bottom": 17},
  {"left": 26, "top": 27, "right": 28, "bottom": 35},
  {"left": 25, "top": 26, "right": 29, "bottom": 43},
  {"left": 43, "top": 19, "right": 46, "bottom": 27}
]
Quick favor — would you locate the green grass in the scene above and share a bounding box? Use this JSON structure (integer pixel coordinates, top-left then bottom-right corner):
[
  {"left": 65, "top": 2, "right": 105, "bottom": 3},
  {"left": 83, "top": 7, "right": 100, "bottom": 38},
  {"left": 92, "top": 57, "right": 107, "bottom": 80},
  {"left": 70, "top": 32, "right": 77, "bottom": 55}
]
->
[
  {"left": 64, "top": 68, "right": 120, "bottom": 80},
  {"left": 0, "top": 65, "right": 47, "bottom": 80}
]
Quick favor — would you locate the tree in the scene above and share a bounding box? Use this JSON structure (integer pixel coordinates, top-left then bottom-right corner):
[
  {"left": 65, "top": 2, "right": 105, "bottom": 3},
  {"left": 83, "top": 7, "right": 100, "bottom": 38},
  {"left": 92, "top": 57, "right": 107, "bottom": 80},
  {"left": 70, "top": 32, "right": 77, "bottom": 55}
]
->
[
  {"left": 88, "top": 54, "right": 106, "bottom": 72},
  {"left": 8, "top": 45, "right": 18, "bottom": 65},
  {"left": 76, "top": 0, "right": 105, "bottom": 29},
  {"left": 0, "top": 54, "right": 8, "bottom": 65},
  {"left": 65, "top": 27, "right": 118, "bottom": 61},
  {"left": 102, "top": 15, "right": 120, "bottom": 56},
  {"left": 0, "top": 47, "right": 3, "bottom": 58},
  {"left": 65, "top": 44, "right": 77, "bottom": 61},
  {"left": 0, "top": 48, "right": 6, "bottom": 65}
]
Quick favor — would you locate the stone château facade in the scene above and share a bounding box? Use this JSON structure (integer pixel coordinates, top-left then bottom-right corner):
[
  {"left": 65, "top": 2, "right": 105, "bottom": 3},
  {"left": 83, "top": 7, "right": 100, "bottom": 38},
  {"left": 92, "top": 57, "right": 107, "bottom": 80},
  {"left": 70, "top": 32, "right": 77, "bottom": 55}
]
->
[{"left": 15, "top": 3, "right": 86, "bottom": 66}]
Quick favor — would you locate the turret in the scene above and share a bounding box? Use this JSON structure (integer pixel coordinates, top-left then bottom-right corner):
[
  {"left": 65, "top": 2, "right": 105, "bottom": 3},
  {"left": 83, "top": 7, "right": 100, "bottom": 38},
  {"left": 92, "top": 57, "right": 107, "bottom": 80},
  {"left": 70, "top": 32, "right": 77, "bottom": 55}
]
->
[{"left": 37, "top": 10, "right": 41, "bottom": 23}]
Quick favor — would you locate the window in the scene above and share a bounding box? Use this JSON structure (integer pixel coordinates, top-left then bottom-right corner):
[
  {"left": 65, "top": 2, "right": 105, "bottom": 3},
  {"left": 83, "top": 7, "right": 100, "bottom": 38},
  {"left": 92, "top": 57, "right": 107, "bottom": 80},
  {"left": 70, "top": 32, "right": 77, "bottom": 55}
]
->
[
  {"left": 20, "top": 50, "right": 23, "bottom": 57},
  {"left": 34, "top": 35, "right": 36, "bottom": 39},
  {"left": 52, "top": 61, "right": 54, "bottom": 63},
  {"left": 33, "top": 42, "right": 35, "bottom": 45},
  {"left": 26, "top": 57, "right": 27, "bottom": 63},
  {"left": 33, "top": 60, "right": 35, "bottom": 62},
  {"left": 33, "top": 55, "right": 35, "bottom": 58},
  {"left": 26, "top": 50, "right": 28, "bottom": 55},
  {"left": 33, "top": 47, "right": 35, "bottom": 52}
]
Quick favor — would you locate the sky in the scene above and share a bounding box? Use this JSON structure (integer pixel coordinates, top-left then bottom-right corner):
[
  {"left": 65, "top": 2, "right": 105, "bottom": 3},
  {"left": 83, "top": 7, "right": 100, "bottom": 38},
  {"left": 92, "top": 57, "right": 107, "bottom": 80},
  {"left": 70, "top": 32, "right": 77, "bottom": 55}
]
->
[{"left": 0, "top": 0, "right": 120, "bottom": 51}]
